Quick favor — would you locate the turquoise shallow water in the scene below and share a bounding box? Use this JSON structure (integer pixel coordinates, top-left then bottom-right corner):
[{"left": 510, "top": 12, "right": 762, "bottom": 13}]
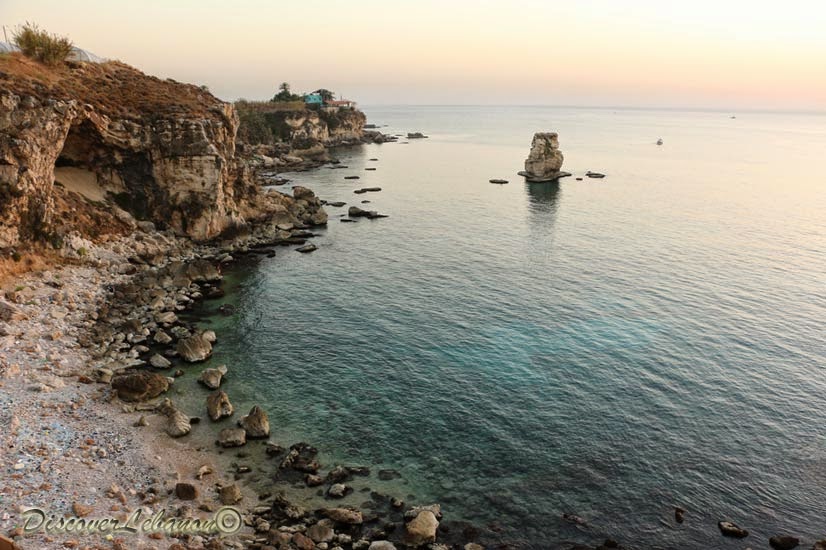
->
[{"left": 198, "top": 107, "right": 826, "bottom": 548}]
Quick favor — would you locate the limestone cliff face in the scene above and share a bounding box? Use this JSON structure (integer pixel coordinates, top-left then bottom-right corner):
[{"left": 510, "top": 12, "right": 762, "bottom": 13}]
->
[
  {"left": 270, "top": 108, "right": 366, "bottom": 152},
  {"left": 0, "top": 54, "right": 309, "bottom": 249}
]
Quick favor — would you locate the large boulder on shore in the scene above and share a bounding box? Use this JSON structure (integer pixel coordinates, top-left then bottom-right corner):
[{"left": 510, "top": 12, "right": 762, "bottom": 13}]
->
[
  {"left": 206, "top": 390, "right": 234, "bottom": 420},
  {"left": 239, "top": 405, "right": 270, "bottom": 438},
  {"left": 111, "top": 371, "right": 169, "bottom": 402},
  {"left": 176, "top": 333, "right": 213, "bottom": 362},
  {"left": 521, "top": 132, "right": 566, "bottom": 182},
  {"left": 405, "top": 509, "right": 439, "bottom": 546}
]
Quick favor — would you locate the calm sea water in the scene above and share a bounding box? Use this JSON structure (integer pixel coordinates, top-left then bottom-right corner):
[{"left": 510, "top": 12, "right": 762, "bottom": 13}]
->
[{"left": 196, "top": 106, "right": 826, "bottom": 548}]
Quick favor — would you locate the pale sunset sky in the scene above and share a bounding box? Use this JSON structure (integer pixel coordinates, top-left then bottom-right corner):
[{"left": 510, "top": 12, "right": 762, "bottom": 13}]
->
[{"left": 2, "top": 0, "right": 824, "bottom": 110}]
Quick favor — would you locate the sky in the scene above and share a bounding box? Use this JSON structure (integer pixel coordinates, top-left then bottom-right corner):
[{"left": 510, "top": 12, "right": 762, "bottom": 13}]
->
[{"left": 2, "top": 0, "right": 825, "bottom": 110}]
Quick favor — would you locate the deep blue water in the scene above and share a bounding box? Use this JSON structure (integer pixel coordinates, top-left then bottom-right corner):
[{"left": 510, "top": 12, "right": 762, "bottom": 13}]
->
[{"left": 195, "top": 107, "right": 826, "bottom": 548}]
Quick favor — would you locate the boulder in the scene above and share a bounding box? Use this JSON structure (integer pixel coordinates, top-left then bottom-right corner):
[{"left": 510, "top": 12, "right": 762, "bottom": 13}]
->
[
  {"left": 405, "top": 510, "right": 439, "bottom": 546},
  {"left": 149, "top": 353, "right": 171, "bottom": 369},
  {"left": 206, "top": 391, "right": 234, "bottom": 421},
  {"left": 718, "top": 521, "right": 748, "bottom": 538},
  {"left": 198, "top": 365, "right": 227, "bottom": 389},
  {"left": 521, "top": 132, "right": 567, "bottom": 182},
  {"left": 239, "top": 405, "right": 270, "bottom": 438},
  {"left": 218, "top": 428, "right": 246, "bottom": 447},
  {"left": 296, "top": 244, "right": 317, "bottom": 253},
  {"left": 177, "top": 333, "right": 213, "bottom": 362},
  {"left": 306, "top": 519, "right": 335, "bottom": 543},
  {"left": 348, "top": 206, "right": 388, "bottom": 219},
  {"left": 369, "top": 542, "right": 397, "bottom": 550},
  {"left": 175, "top": 483, "right": 198, "bottom": 500},
  {"left": 158, "top": 398, "right": 191, "bottom": 437},
  {"left": 328, "top": 483, "right": 349, "bottom": 498},
  {"left": 322, "top": 508, "right": 363, "bottom": 525},
  {"left": 219, "top": 483, "right": 243, "bottom": 505},
  {"left": 0, "top": 299, "right": 25, "bottom": 321},
  {"left": 111, "top": 371, "right": 169, "bottom": 402}
]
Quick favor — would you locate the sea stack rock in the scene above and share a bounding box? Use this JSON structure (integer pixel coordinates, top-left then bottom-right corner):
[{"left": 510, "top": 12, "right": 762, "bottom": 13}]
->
[{"left": 520, "top": 132, "right": 569, "bottom": 182}]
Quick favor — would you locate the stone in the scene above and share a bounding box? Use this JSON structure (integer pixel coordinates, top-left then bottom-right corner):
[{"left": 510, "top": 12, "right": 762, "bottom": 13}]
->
[
  {"left": 219, "top": 484, "right": 243, "bottom": 505},
  {"left": 405, "top": 510, "right": 439, "bottom": 546},
  {"left": 0, "top": 299, "right": 25, "bottom": 321},
  {"left": 175, "top": 483, "right": 198, "bottom": 500},
  {"left": 769, "top": 536, "right": 799, "bottom": 550},
  {"left": 521, "top": 132, "right": 567, "bottom": 182},
  {"left": 206, "top": 391, "right": 234, "bottom": 421},
  {"left": 177, "top": 333, "right": 213, "bottom": 362},
  {"left": 198, "top": 365, "right": 227, "bottom": 389},
  {"left": 149, "top": 353, "right": 171, "bottom": 369},
  {"left": 407, "top": 132, "right": 428, "bottom": 139},
  {"left": 674, "top": 506, "right": 685, "bottom": 523},
  {"left": 158, "top": 398, "right": 191, "bottom": 437},
  {"left": 489, "top": 179, "right": 508, "bottom": 184},
  {"left": 72, "top": 502, "right": 93, "bottom": 517},
  {"left": 111, "top": 371, "right": 169, "bottom": 402},
  {"left": 718, "top": 521, "right": 748, "bottom": 538},
  {"left": 218, "top": 428, "right": 246, "bottom": 447},
  {"left": 296, "top": 244, "right": 318, "bottom": 253},
  {"left": 353, "top": 187, "right": 381, "bottom": 194},
  {"left": 369, "top": 543, "right": 397, "bottom": 550},
  {"left": 328, "top": 483, "right": 349, "bottom": 498},
  {"left": 323, "top": 508, "right": 363, "bottom": 524},
  {"left": 154, "top": 330, "right": 173, "bottom": 344},
  {"left": 292, "top": 532, "right": 315, "bottom": 550},
  {"left": 348, "top": 206, "right": 388, "bottom": 219},
  {"left": 586, "top": 171, "right": 606, "bottom": 179},
  {"left": 306, "top": 519, "right": 335, "bottom": 543},
  {"left": 239, "top": 405, "right": 270, "bottom": 438},
  {"left": 305, "top": 474, "right": 324, "bottom": 487}
]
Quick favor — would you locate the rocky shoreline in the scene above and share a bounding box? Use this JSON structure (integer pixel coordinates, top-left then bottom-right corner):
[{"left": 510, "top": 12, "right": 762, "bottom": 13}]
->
[{"left": 0, "top": 182, "right": 499, "bottom": 550}]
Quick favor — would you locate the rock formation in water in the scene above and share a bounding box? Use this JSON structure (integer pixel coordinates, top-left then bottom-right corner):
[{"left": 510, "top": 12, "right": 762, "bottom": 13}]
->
[
  {"left": 0, "top": 53, "right": 327, "bottom": 250},
  {"left": 519, "top": 132, "right": 570, "bottom": 182}
]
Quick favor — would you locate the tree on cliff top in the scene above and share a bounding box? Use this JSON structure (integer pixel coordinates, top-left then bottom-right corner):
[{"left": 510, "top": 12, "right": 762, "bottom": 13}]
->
[
  {"left": 13, "top": 23, "right": 73, "bottom": 66},
  {"left": 313, "top": 89, "right": 335, "bottom": 102},
  {"left": 272, "top": 82, "right": 301, "bottom": 102}
]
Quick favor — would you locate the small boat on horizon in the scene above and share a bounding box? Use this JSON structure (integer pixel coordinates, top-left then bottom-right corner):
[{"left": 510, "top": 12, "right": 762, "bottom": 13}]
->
[{"left": 656, "top": 138, "right": 663, "bottom": 145}]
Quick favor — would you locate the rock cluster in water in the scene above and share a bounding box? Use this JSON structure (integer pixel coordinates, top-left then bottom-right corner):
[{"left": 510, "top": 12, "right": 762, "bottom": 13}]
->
[{"left": 519, "top": 132, "right": 570, "bottom": 182}]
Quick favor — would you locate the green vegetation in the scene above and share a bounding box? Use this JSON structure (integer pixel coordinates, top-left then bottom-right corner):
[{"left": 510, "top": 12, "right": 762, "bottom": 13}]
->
[
  {"left": 13, "top": 23, "right": 73, "bottom": 66},
  {"left": 272, "top": 82, "right": 302, "bottom": 102}
]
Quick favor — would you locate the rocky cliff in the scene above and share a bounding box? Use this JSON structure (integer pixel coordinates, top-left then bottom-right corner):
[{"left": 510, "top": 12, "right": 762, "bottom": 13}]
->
[{"left": 0, "top": 54, "right": 322, "bottom": 250}]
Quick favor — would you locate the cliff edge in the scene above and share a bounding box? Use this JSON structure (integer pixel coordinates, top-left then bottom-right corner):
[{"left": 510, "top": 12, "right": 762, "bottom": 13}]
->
[{"left": 0, "top": 53, "right": 319, "bottom": 251}]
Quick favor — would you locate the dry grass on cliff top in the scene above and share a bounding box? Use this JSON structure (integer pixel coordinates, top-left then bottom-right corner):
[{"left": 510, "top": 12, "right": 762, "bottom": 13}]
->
[{"left": 0, "top": 52, "right": 227, "bottom": 120}]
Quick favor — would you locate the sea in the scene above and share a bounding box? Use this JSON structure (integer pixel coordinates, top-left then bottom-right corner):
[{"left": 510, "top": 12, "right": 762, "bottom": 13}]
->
[{"left": 187, "top": 106, "right": 826, "bottom": 549}]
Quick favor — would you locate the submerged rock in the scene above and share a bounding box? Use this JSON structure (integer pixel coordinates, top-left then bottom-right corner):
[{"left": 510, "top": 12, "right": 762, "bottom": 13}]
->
[
  {"left": 405, "top": 509, "right": 439, "bottom": 546},
  {"left": 769, "top": 536, "right": 799, "bottom": 550},
  {"left": 718, "top": 521, "right": 748, "bottom": 538},
  {"left": 521, "top": 132, "right": 568, "bottom": 182},
  {"left": 323, "top": 507, "right": 363, "bottom": 524}
]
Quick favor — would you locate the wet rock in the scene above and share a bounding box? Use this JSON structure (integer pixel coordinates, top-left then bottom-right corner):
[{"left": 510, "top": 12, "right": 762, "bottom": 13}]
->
[
  {"left": 175, "top": 483, "right": 198, "bottom": 500},
  {"left": 219, "top": 483, "right": 243, "bottom": 505},
  {"left": 327, "top": 201, "right": 347, "bottom": 207},
  {"left": 111, "top": 371, "right": 169, "bottom": 402},
  {"left": 328, "top": 483, "right": 350, "bottom": 498},
  {"left": 489, "top": 179, "right": 508, "bottom": 184},
  {"left": 154, "top": 330, "right": 173, "bottom": 344},
  {"left": 296, "top": 244, "right": 318, "bottom": 253},
  {"left": 344, "top": 176, "right": 361, "bottom": 180},
  {"left": 206, "top": 391, "right": 234, "bottom": 421},
  {"left": 306, "top": 519, "right": 335, "bottom": 543},
  {"left": 323, "top": 507, "right": 363, "bottom": 525},
  {"left": 718, "top": 521, "right": 748, "bottom": 538},
  {"left": 198, "top": 365, "right": 227, "bottom": 389},
  {"left": 562, "top": 512, "right": 587, "bottom": 525},
  {"left": 405, "top": 509, "right": 439, "bottom": 546},
  {"left": 407, "top": 132, "right": 428, "bottom": 139},
  {"left": 149, "top": 353, "right": 171, "bottom": 369},
  {"left": 354, "top": 187, "right": 381, "bottom": 194},
  {"left": 305, "top": 474, "right": 324, "bottom": 487},
  {"left": 292, "top": 532, "right": 315, "bottom": 550},
  {"left": 348, "top": 206, "right": 388, "bottom": 219},
  {"left": 280, "top": 442, "right": 320, "bottom": 473},
  {"left": 586, "top": 171, "right": 606, "bottom": 179},
  {"left": 176, "top": 333, "right": 213, "bottom": 362},
  {"left": 239, "top": 405, "right": 270, "bottom": 438},
  {"left": 769, "top": 536, "right": 799, "bottom": 550},
  {"left": 369, "top": 542, "right": 397, "bottom": 550},
  {"left": 218, "top": 428, "right": 246, "bottom": 447},
  {"left": 378, "top": 469, "right": 401, "bottom": 481}
]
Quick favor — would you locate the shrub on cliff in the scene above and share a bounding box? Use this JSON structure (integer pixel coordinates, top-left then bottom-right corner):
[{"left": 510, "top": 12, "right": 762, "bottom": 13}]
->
[{"left": 13, "top": 23, "right": 73, "bottom": 66}]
